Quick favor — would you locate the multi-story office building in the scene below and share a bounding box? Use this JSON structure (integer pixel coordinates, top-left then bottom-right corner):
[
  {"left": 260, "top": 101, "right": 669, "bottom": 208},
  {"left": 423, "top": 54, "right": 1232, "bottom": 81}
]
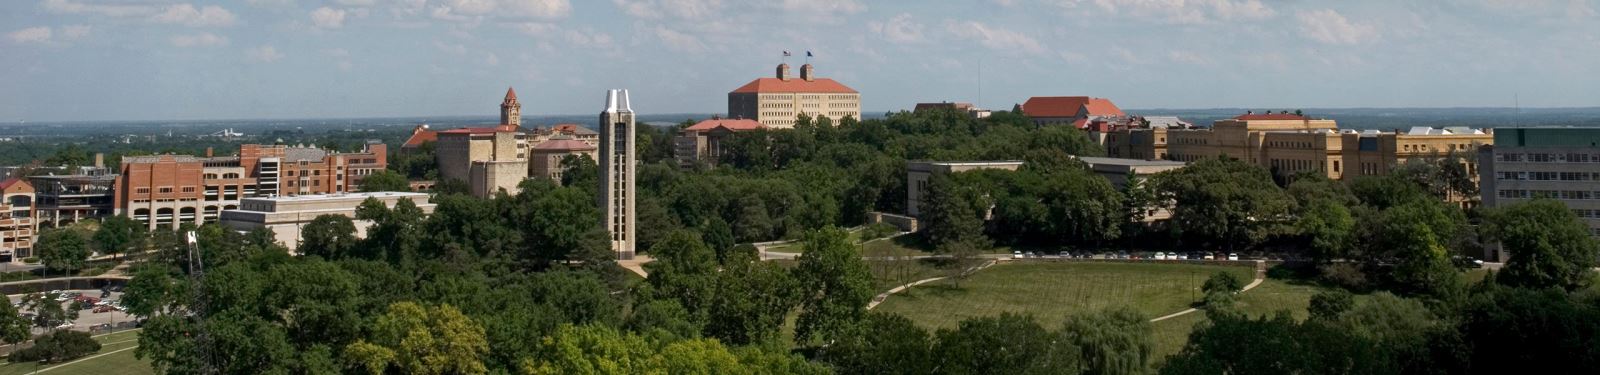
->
[
  {"left": 1018, "top": 96, "right": 1124, "bottom": 127},
  {"left": 600, "top": 89, "right": 637, "bottom": 260},
  {"left": 435, "top": 125, "right": 527, "bottom": 198},
  {"left": 905, "top": 161, "right": 1025, "bottom": 217},
  {"left": 29, "top": 174, "right": 115, "bottom": 228},
  {"left": 1479, "top": 128, "right": 1600, "bottom": 260},
  {"left": 673, "top": 117, "right": 764, "bottom": 168},
  {"left": 114, "top": 142, "right": 388, "bottom": 230},
  {"left": 728, "top": 63, "right": 860, "bottom": 128},
  {"left": 219, "top": 191, "right": 434, "bottom": 251},
  {"left": 1107, "top": 113, "right": 1492, "bottom": 183},
  {"left": 529, "top": 135, "right": 597, "bottom": 182},
  {"left": 0, "top": 178, "right": 36, "bottom": 261}
]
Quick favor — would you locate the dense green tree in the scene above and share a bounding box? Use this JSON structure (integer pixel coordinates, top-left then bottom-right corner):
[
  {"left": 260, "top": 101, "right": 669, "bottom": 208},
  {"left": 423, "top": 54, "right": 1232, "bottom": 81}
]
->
[
  {"left": 793, "top": 226, "right": 874, "bottom": 345},
  {"left": 1460, "top": 285, "right": 1600, "bottom": 373},
  {"left": 705, "top": 249, "right": 797, "bottom": 345},
  {"left": 93, "top": 215, "right": 146, "bottom": 260},
  {"left": 558, "top": 154, "right": 598, "bottom": 190},
  {"left": 0, "top": 298, "right": 30, "bottom": 351},
  {"left": 345, "top": 302, "right": 490, "bottom": 375},
  {"left": 121, "top": 263, "right": 185, "bottom": 317},
  {"left": 359, "top": 169, "right": 412, "bottom": 192},
  {"left": 1202, "top": 271, "right": 1244, "bottom": 296},
  {"left": 1362, "top": 199, "right": 1466, "bottom": 298},
  {"left": 1151, "top": 157, "right": 1292, "bottom": 251},
  {"left": 1162, "top": 311, "right": 1382, "bottom": 375},
  {"left": 932, "top": 313, "right": 1082, "bottom": 375},
  {"left": 820, "top": 312, "right": 932, "bottom": 375},
  {"left": 1307, "top": 289, "right": 1354, "bottom": 321},
  {"left": 702, "top": 217, "right": 735, "bottom": 261},
  {"left": 389, "top": 141, "right": 438, "bottom": 179},
  {"left": 626, "top": 299, "right": 701, "bottom": 341},
  {"left": 35, "top": 228, "right": 90, "bottom": 272},
  {"left": 1061, "top": 307, "right": 1153, "bottom": 375},
  {"left": 1482, "top": 199, "right": 1600, "bottom": 291},
  {"left": 300, "top": 214, "right": 359, "bottom": 260},
  {"left": 1296, "top": 198, "right": 1355, "bottom": 262},
  {"left": 8, "top": 330, "right": 99, "bottom": 364},
  {"left": 645, "top": 230, "right": 720, "bottom": 323},
  {"left": 919, "top": 172, "right": 990, "bottom": 251}
]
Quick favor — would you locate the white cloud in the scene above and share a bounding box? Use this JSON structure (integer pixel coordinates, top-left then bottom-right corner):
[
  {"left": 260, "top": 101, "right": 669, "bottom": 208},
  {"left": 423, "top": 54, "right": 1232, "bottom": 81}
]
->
[
  {"left": 945, "top": 21, "right": 1044, "bottom": 54},
  {"left": 311, "top": 7, "right": 348, "bottom": 29},
  {"left": 869, "top": 13, "right": 925, "bottom": 44},
  {"left": 653, "top": 26, "right": 705, "bottom": 52},
  {"left": 170, "top": 33, "right": 228, "bottom": 47},
  {"left": 613, "top": 0, "right": 724, "bottom": 20},
  {"left": 1167, "top": 50, "right": 1211, "bottom": 65},
  {"left": 486, "top": 52, "right": 500, "bottom": 66},
  {"left": 152, "top": 4, "right": 238, "bottom": 27},
  {"left": 7, "top": 27, "right": 52, "bottom": 44},
  {"left": 777, "top": 0, "right": 863, "bottom": 14},
  {"left": 335, "top": 0, "right": 379, "bottom": 6},
  {"left": 41, "top": 0, "right": 158, "bottom": 17},
  {"left": 247, "top": 45, "right": 284, "bottom": 62},
  {"left": 431, "top": 0, "right": 571, "bottom": 21},
  {"left": 1060, "top": 0, "right": 1273, "bottom": 24},
  {"left": 1297, "top": 9, "right": 1378, "bottom": 45},
  {"left": 61, "top": 25, "right": 91, "bottom": 40},
  {"left": 433, "top": 40, "right": 467, "bottom": 55},
  {"left": 324, "top": 48, "right": 351, "bottom": 57}
]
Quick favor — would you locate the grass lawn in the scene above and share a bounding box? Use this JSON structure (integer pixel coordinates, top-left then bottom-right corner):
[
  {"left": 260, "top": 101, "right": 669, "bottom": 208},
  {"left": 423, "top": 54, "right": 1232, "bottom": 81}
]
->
[
  {"left": 873, "top": 262, "right": 1255, "bottom": 331},
  {"left": 1149, "top": 278, "right": 1375, "bottom": 361},
  {"left": 0, "top": 329, "right": 152, "bottom": 375}
]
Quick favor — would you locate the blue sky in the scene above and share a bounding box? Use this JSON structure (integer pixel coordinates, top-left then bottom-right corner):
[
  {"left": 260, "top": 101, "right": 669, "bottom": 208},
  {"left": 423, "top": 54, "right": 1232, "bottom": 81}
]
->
[{"left": 2, "top": 0, "right": 1598, "bottom": 122}]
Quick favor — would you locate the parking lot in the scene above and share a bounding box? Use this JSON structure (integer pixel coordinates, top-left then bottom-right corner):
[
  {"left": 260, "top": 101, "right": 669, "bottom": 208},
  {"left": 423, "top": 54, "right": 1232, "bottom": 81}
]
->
[{"left": 6, "top": 289, "right": 138, "bottom": 335}]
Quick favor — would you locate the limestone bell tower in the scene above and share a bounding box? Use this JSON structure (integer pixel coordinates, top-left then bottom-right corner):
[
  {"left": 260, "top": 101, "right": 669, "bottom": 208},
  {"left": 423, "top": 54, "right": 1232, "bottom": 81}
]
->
[
  {"left": 599, "top": 89, "right": 636, "bottom": 260},
  {"left": 500, "top": 87, "right": 521, "bottom": 127}
]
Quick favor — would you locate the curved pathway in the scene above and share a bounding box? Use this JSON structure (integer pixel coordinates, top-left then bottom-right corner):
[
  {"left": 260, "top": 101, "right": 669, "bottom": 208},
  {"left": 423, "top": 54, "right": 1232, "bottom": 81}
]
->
[
  {"left": 1149, "top": 260, "right": 1267, "bottom": 322},
  {"left": 866, "top": 259, "right": 1000, "bottom": 310}
]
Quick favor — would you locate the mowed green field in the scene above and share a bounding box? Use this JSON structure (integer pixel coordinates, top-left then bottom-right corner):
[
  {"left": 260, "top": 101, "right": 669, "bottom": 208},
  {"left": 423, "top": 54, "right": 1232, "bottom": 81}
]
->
[
  {"left": 0, "top": 329, "right": 153, "bottom": 375},
  {"left": 873, "top": 261, "right": 1256, "bottom": 330},
  {"left": 1148, "top": 278, "right": 1351, "bottom": 360}
]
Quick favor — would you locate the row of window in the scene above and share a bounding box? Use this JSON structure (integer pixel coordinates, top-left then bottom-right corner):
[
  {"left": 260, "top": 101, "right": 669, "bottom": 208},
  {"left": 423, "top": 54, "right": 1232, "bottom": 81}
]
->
[
  {"left": 1496, "top": 153, "right": 1600, "bottom": 163},
  {"left": 1494, "top": 171, "right": 1600, "bottom": 181},
  {"left": 1497, "top": 189, "right": 1600, "bottom": 200},
  {"left": 1402, "top": 143, "right": 1474, "bottom": 153}
]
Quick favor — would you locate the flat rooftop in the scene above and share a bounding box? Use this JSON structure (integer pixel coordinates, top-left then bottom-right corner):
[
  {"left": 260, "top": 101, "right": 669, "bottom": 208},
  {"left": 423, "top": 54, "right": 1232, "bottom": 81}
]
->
[
  {"left": 908, "top": 160, "right": 1025, "bottom": 167},
  {"left": 1077, "top": 157, "right": 1187, "bottom": 167}
]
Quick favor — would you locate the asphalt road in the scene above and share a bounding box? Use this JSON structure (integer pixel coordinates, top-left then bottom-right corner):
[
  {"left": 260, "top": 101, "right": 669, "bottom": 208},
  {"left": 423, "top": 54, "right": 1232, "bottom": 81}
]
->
[{"left": 7, "top": 289, "right": 137, "bottom": 335}]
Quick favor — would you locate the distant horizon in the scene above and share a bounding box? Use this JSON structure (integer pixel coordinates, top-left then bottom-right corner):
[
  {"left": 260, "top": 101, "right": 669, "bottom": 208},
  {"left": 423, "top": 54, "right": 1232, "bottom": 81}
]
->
[{"left": 10, "top": 105, "right": 1600, "bottom": 125}]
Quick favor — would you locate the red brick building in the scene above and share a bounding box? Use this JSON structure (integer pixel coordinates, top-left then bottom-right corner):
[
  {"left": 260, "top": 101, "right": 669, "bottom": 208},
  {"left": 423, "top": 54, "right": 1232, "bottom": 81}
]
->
[
  {"left": 115, "top": 142, "right": 387, "bottom": 230},
  {"left": 1019, "top": 96, "right": 1124, "bottom": 128}
]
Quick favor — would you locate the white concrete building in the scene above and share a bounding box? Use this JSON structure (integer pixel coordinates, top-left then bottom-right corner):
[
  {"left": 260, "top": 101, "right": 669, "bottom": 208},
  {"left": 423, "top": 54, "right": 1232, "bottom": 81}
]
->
[{"left": 217, "top": 192, "right": 434, "bottom": 251}]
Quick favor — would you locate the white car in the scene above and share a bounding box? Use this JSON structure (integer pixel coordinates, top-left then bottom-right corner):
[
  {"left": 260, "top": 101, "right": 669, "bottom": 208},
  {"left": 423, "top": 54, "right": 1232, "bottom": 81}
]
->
[
  {"left": 1012, "top": 251, "right": 1024, "bottom": 259},
  {"left": 1227, "top": 253, "right": 1240, "bottom": 261},
  {"left": 1154, "top": 252, "right": 1166, "bottom": 260},
  {"left": 55, "top": 322, "right": 73, "bottom": 329}
]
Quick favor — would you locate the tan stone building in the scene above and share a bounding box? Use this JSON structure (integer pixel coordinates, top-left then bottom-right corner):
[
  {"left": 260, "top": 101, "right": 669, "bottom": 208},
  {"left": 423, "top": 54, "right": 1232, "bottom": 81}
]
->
[
  {"left": 1108, "top": 113, "right": 1492, "bottom": 182},
  {"left": 434, "top": 126, "right": 527, "bottom": 198},
  {"left": 529, "top": 135, "right": 597, "bottom": 182},
  {"left": 218, "top": 192, "right": 434, "bottom": 251},
  {"left": 0, "top": 178, "right": 36, "bottom": 262},
  {"left": 728, "top": 63, "right": 860, "bottom": 128},
  {"left": 674, "top": 117, "right": 764, "bottom": 168}
]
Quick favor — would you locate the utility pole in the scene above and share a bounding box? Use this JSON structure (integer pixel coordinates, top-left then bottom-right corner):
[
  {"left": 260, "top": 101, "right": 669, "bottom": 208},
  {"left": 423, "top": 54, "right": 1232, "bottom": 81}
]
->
[{"left": 185, "top": 231, "right": 216, "bottom": 375}]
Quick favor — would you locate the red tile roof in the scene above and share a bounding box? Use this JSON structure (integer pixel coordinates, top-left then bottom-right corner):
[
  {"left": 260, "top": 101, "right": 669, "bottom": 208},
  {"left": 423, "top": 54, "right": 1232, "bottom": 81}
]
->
[
  {"left": 1021, "top": 96, "right": 1124, "bottom": 118},
  {"left": 731, "top": 78, "right": 857, "bottom": 94},
  {"left": 0, "top": 178, "right": 23, "bottom": 191},
  {"left": 532, "top": 138, "right": 596, "bottom": 151},
  {"left": 438, "top": 127, "right": 510, "bottom": 135},
  {"left": 402, "top": 127, "right": 437, "bottom": 148},
  {"left": 1232, "top": 113, "right": 1308, "bottom": 120},
  {"left": 505, "top": 87, "right": 517, "bottom": 101},
  {"left": 684, "top": 118, "right": 764, "bottom": 132}
]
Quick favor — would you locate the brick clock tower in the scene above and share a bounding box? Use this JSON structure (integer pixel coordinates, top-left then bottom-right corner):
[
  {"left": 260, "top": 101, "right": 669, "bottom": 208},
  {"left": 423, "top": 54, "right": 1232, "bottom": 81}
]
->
[{"left": 500, "top": 87, "right": 521, "bottom": 127}]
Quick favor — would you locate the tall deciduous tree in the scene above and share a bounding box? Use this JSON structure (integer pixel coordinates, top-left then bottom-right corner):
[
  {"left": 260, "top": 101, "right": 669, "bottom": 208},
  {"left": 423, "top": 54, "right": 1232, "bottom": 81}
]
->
[
  {"left": 1062, "top": 307, "right": 1153, "bottom": 375},
  {"left": 1151, "top": 157, "right": 1292, "bottom": 251},
  {"left": 1482, "top": 199, "right": 1600, "bottom": 291},
  {"left": 793, "top": 226, "right": 873, "bottom": 344},
  {"left": 344, "top": 302, "right": 489, "bottom": 375},
  {"left": 93, "top": 215, "right": 146, "bottom": 260},
  {"left": 36, "top": 228, "right": 90, "bottom": 272},
  {"left": 300, "top": 214, "right": 358, "bottom": 260},
  {"left": 358, "top": 169, "right": 411, "bottom": 192}
]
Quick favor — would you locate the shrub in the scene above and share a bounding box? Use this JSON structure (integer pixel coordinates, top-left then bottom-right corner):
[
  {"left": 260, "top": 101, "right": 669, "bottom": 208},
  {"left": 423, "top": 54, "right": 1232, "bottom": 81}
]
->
[
  {"left": 8, "top": 330, "right": 100, "bottom": 363},
  {"left": 1202, "top": 272, "right": 1244, "bottom": 295},
  {"left": 858, "top": 223, "right": 901, "bottom": 242},
  {"left": 1318, "top": 263, "right": 1370, "bottom": 291},
  {"left": 20, "top": 258, "right": 37, "bottom": 264}
]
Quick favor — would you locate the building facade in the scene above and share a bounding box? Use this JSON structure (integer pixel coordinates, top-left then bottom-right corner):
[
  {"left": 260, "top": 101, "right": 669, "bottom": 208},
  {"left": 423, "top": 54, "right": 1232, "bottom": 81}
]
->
[
  {"left": 529, "top": 135, "right": 597, "bottom": 182},
  {"left": 501, "top": 87, "right": 522, "bottom": 128},
  {"left": 600, "top": 89, "right": 637, "bottom": 260},
  {"left": 29, "top": 174, "right": 115, "bottom": 228},
  {"left": 435, "top": 126, "right": 527, "bottom": 198},
  {"left": 1478, "top": 128, "right": 1600, "bottom": 260},
  {"left": 0, "top": 178, "right": 36, "bottom": 261},
  {"left": 1107, "top": 113, "right": 1492, "bottom": 184},
  {"left": 673, "top": 117, "right": 764, "bottom": 168},
  {"left": 914, "top": 102, "right": 991, "bottom": 118},
  {"left": 218, "top": 192, "right": 434, "bottom": 251},
  {"left": 728, "top": 63, "right": 860, "bottom": 128},
  {"left": 114, "top": 142, "right": 388, "bottom": 230}
]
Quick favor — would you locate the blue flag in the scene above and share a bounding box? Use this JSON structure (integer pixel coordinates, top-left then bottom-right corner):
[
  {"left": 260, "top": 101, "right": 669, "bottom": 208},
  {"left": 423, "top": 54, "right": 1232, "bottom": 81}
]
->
[
  {"left": 783, "top": 51, "right": 791, "bottom": 57},
  {"left": 806, "top": 51, "right": 813, "bottom": 57}
]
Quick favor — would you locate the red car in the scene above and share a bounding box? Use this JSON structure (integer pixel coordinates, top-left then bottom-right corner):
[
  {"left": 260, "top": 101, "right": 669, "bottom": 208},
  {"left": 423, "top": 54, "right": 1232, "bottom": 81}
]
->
[
  {"left": 74, "top": 296, "right": 100, "bottom": 304},
  {"left": 93, "top": 305, "right": 115, "bottom": 313}
]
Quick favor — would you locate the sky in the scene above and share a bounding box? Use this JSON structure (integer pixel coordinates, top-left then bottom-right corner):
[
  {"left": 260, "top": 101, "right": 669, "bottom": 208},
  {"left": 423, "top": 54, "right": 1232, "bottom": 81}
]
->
[{"left": 2, "top": 0, "right": 1598, "bottom": 122}]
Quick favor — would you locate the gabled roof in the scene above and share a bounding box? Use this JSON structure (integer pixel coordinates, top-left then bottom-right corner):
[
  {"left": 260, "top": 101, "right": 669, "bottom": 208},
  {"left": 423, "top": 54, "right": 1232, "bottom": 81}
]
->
[
  {"left": 403, "top": 126, "right": 437, "bottom": 148},
  {"left": 684, "top": 118, "right": 764, "bottom": 132},
  {"left": 532, "top": 136, "right": 597, "bottom": 151},
  {"left": 730, "top": 78, "right": 857, "bottom": 94},
  {"left": 505, "top": 87, "right": 517, "bottom": 101},
  {"left": 1233, "top": 113, "right": 1307, "bottom": 121},
  {"left": 1021, "top": 96, "right": 1123, "bottom": 118},
  {"left": 0, "top": 178, "right": 28, "bottom": 191},
  {"left": 551, "top": 124, "right": 598, "bottom": 136}
]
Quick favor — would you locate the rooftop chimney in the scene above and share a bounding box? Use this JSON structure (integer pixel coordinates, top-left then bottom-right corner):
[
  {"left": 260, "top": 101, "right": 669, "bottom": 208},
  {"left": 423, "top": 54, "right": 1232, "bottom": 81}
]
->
[
  {"left": 776, "top": 63, "right": 791, "bottom": 80},
  {"left": 93, "top": 153, "right": 103, "bottom": 168},
  {"left": 205, "top": 147, "right": 213, "bottom": 157},
  {"left": 800, "top": 63, "right": 814, "bottom": 81}
]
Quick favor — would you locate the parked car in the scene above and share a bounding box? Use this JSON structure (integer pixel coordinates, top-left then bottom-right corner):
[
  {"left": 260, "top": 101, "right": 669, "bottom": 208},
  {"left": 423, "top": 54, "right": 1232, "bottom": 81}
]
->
[
  {"left": 1154, "top": 252, "right": 1167, "bottom": 260},
  {"left": 74, "top": 296, "right": 100, "bottom": 304},
  {"left": 1203, "top": 253, "right": 1215, "bottom": 260},
  {"left": 93, "top": 305, "right": 115, "bottom": 313},
  {"left": 1227, "top": 253, "right": 1240, "bottom": 261},
  {"left": 55, "top": 322, "right": 73, "bottom": 329},
  {"left": 91, "top": 323, "right": 112, "bottom": 331},
  {"left": 1012, "top": 251, "right": 1024, "bottom": 259}
]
